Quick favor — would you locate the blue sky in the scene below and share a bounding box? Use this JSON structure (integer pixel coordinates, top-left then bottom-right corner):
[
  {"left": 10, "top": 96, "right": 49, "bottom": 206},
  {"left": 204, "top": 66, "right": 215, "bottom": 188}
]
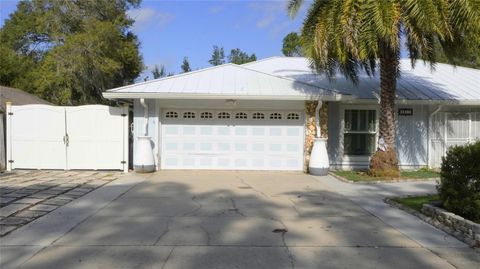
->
[{"left": 0, "top": 0, "right": 309, "bottom": 79}]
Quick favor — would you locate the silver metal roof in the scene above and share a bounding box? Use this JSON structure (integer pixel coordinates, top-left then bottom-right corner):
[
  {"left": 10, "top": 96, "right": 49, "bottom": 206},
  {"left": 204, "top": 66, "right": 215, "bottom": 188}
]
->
[
  {"left": 104, "top": 63, "right": 346, "bottom": 101},
  {"left": 104, "top": 56, "right": 480, "bottom": 104},
  {"left": 244, "top": 57, "right": 480, "bottom": 103}
]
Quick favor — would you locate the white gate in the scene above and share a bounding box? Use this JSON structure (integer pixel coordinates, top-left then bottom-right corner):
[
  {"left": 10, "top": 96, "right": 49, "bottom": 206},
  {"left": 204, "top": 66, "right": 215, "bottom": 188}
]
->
[
  {"left": 6, "top": 104, "right": 128, "bottom": 172},
  {"left": 429, "top": 112, "right": 480, "bottom": 168}
]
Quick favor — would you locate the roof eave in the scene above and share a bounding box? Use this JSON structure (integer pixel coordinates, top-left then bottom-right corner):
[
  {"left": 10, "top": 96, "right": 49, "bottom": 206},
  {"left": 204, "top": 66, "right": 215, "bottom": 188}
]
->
[
  {"left": 341, "top": 98, "right": 480, "bottom": 105},
  {"left": 102, "top": 92, "right": 353, "bottom": 102}
]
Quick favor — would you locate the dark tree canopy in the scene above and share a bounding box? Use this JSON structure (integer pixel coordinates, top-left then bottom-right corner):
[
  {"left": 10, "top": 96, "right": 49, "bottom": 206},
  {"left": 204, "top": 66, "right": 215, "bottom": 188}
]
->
[
  {"left": 282, "top": 32, "right": 303, "bottom": 57},
  {"left": 433, "top": 40, "right": 480, "bottom": 69},
  {"left": 152, "top": 65, "right": 166, "bottom": 79},
  {"left": 181, "top": 57, "right": 192, "bottom": 73},
  {"left": 0, "top": 0, "right": 143, "bottom": 105},
  {"left": 228, "top": 48, "right": 256, "bottom": 64},
  {"left": 208, "top": 46, "right": 225, "bottom": 66}
]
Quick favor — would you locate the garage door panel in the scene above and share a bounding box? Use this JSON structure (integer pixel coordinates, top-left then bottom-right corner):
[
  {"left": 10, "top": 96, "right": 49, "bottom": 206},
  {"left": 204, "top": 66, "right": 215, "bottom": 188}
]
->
[{"left": 161, "top": 110, "right": 304, "bottom": 171}]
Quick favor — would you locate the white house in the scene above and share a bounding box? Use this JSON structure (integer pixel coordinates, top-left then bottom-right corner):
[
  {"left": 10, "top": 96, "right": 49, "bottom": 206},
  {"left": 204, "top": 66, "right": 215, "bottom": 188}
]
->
[{"left": 103, "top": 57, "right": 480, "bottom": 172}]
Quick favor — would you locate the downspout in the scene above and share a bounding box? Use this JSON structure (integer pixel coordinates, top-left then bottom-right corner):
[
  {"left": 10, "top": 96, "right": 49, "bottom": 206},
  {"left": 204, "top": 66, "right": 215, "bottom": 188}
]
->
[
  {"left": 140, "top": 98, "right": 148, "bottom": 136},
  {"left": 427, "top": 105, "right": 442, "bottom": 168},
  {"left": 135, "top": 98, "right": 155, "bottom": 173}
]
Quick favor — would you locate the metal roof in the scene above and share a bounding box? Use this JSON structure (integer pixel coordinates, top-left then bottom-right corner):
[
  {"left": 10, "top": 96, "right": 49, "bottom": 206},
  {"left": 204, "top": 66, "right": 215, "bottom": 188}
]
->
[
  {"left": 104, "top": 63, "right": 347, "bottom": 101},
  {"left": 244, "top": 57, "right": 480, "bottom": 104}
]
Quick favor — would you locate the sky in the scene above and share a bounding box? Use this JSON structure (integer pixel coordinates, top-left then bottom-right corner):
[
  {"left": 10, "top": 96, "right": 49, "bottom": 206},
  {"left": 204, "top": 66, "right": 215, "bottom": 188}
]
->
[{"left": 0, "top": 0, "right": 310, "bottom": 79}]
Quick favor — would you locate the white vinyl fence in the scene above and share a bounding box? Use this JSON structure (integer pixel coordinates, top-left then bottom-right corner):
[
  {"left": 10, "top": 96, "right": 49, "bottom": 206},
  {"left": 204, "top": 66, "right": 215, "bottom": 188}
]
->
[
  {"left": 429, "top": 112, "right": 480, "bottom": 168},
  {"left": 6, "top": 104, "right": 128, "bottom": 172}
]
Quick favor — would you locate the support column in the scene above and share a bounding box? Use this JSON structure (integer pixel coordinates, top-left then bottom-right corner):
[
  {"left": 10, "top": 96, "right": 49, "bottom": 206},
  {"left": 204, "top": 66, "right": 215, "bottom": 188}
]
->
[
  {"left": 319, "top": 102, "right": 328, "bottom": 139},
  {"left": 304, "top": 101, "right": 318, "bottom": 172}
]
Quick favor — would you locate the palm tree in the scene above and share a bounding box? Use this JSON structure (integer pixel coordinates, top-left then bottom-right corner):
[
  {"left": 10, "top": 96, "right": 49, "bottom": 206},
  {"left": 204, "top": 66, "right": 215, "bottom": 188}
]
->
[{"left": 288, "top": 0, "right": 480, "bottom": 176}]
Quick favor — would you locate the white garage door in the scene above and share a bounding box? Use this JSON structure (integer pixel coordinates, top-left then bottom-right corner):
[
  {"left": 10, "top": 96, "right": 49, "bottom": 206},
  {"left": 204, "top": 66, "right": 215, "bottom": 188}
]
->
[{"left": 161, "top": 109, "right": 305, "bottom": 170}]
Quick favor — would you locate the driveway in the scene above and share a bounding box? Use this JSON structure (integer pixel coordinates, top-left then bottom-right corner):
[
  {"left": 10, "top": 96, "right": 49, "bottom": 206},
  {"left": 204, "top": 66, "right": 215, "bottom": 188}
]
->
[
  {"left": 0, "top": 171, "right": 122, "bottom": 236},
  {"left": 1, "top": 171, "right": 478, "bottom": 268}
]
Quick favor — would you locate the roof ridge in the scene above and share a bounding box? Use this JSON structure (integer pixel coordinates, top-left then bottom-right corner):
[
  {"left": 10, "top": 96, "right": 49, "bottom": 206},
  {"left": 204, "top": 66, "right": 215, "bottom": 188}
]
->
[
  {"left": 399, "top": 58, "right": 480, "bottom": 72},
  {"left": 241, "top": 56, "right": 285, "bottom": 66},
  {"left": 107, "top": 63, "right": 238, "bottom": 92},
  {"left": 107, "top": 60, "right": 346, "bottom": 95},
  {"left": 236, "top": 64, "right": 347, "bottom": 95}
]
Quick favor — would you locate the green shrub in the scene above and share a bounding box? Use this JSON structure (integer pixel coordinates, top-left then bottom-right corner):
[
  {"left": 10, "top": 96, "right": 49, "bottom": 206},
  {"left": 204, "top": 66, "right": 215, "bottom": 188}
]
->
[{"left": 437, "top": 141, "right": 480, "bottom": 223}]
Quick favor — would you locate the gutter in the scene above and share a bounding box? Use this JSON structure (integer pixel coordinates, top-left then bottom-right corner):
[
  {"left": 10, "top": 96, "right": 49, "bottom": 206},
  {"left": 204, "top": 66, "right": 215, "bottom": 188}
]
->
[
  {"left": 342, "top": 98, "right": 480, "bottom": 106},
  {"left": 103, "top": 92, "right": 353, "bottom": 102},
  {"left": 427, "top": 105, "right": 442, "bottom": 168}
]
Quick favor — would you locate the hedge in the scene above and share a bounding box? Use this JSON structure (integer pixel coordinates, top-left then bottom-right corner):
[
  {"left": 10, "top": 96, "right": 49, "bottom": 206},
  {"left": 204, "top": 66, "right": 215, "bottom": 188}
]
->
[{"left": 437, "top": 140, "right": 480, "bottom": 223}]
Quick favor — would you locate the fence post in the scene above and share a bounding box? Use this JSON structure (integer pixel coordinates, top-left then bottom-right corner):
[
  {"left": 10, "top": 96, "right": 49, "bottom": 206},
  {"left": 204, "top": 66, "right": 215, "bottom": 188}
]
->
[
  {"left": 0, "top": 111, "right": 4, "bottom": 171},
  {"left": 5, "top": 102, "right": 12, "bottom": 172},
  {"left": 123, "top": 104, "right": 129, "bottom": 173}
]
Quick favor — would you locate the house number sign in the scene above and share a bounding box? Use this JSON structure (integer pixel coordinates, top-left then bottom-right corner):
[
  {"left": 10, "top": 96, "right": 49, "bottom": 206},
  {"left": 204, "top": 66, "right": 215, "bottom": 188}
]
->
[{"left": 398, "top": 108, "right": 413, "bottom": 116}]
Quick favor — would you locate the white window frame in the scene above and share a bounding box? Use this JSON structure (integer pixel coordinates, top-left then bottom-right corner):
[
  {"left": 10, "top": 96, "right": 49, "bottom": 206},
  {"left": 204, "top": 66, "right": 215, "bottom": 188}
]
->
[{"left": 340, "top": 105, "right": 379, "bottom": 162}]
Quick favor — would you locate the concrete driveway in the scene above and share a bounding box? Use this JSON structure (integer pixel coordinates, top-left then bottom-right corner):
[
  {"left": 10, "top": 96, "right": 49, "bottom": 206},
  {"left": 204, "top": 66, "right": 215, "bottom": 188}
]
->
[{"left": 1, "top": 171, "right": 478, "bottom": 268}]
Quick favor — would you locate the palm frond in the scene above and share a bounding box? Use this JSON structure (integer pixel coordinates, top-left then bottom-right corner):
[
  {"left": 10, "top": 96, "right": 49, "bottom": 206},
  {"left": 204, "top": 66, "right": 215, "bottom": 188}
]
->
[{"left": 287, "top": 0, "right": 304, "bottom": 18}]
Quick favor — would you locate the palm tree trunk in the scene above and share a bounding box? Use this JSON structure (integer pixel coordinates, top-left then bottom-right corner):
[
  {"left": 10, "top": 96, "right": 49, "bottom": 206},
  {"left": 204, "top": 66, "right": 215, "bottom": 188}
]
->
[
  {"left": 369, "top": 41, "right": 400, "bottom": 177},
  {"left": 379, "top": 42, "right": 398, "bottom": 148}
]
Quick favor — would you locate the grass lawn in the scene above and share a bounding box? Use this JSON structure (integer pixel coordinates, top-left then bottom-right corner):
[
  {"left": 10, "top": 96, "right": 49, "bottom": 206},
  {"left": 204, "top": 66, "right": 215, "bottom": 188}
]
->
[
  {"left": 392, "top": 195, "right": 440, "bottom": 212},
  {"left": 331, "top": 169, "right": 439, "bottom": 182}
]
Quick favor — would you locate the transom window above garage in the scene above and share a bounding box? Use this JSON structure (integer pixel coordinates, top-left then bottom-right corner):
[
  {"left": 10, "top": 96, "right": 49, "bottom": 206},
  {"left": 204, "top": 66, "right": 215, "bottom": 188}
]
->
[
  {"left": 165, "top": 111, "right": 178, "bottom": 118},
  {"left": 200, "top": 112, "right": 213, "bottom": 119},
  {"left": 183, "top": 112, "right": 196, "bottom": 119},
  {"left": 218, "top": 112, "right": 231, "bottom": 119},
  {"left": 269, "top": 113, "right": 282, "bottom": 119},
  {"left": 252, "top": 112, "right": 265, "bottom": 119},
  {"left": 235, "top": 112, "right": 248, "bottom": 119},
  {"left": 287, "top": 113, "right": 299, "bottom": 120}
]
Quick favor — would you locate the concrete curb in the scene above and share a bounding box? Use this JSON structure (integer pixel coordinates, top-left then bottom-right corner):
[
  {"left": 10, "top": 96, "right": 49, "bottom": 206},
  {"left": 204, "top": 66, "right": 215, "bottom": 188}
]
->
[{"left": 329, "top": 172, "right": 439, "bottom": 184}]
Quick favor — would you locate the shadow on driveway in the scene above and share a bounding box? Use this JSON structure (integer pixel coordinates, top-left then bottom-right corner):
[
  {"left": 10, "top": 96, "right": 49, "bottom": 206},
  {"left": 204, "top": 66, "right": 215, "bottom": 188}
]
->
[{"left": 2, "top": 171, "right": 474, "bottom": 269}]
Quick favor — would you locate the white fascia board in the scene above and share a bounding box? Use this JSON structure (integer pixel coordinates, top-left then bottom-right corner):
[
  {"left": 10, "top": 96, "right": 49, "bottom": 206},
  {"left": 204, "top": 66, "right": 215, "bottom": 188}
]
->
[
  {"left": 103, "top": 92, "right": 354, "bottom": 101},
  {"left": 340, "top": 98, "right": 480, "bottom": 105}
]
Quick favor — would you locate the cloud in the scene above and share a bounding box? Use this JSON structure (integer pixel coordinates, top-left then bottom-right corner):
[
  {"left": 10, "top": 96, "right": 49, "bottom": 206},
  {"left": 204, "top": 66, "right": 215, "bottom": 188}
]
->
[
  {"left": 256, "top": 15, "right": 275, "bottom": 28},
  {"left": 209, "top": 5, "right": 224, "bottom": 14},
  {"left": 248, "top": 1, "right": 285, "bottom": 29},
  {"left": 127, "top": 7, "right": 175, "bottom": 32}
]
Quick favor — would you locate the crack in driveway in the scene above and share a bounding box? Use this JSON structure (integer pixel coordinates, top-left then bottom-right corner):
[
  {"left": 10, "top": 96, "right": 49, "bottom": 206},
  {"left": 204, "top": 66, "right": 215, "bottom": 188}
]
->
[{"left": 182, "top": 195, "right": 202, "bottom": 217}]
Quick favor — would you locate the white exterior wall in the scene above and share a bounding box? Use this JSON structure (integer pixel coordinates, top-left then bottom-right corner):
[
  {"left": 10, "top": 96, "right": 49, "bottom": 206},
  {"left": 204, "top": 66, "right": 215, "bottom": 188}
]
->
[
  {"left": 133, "top": 99, "right": 159, "bottom": 169},
  {"left": 329, "top": 103, "right": 480, "bottom": 170},
  {"left": 329, "top": 103, "right": 437, "bottom": 170},
  {"left": 396, "top": 105, "right": 429, "bottom": 169},
  {"left": 133, "top": 98, "right": 479, "bottom": 171}
]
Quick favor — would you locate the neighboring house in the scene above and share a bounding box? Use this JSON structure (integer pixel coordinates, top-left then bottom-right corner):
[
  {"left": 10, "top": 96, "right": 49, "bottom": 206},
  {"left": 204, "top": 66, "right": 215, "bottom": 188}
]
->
[
  {"left": 0, "top": 86, "right": 52, "bottom": 111},
  {"left": 103, "top": 57, "right": 480, "bottom": 172},
  {"left": 0, "top": 86, "right": 53, "bottom": 170}
]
